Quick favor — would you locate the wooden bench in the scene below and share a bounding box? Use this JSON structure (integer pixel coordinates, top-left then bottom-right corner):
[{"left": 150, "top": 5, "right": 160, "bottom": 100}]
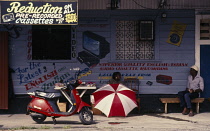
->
[{"left": 159, "top": 98, "right": 205, "bottom": 113}]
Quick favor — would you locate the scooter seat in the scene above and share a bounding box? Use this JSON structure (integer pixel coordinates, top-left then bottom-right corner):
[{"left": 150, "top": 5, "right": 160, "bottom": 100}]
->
[{"left": 35, "top": 91, "right": 61, "bottom": 98}]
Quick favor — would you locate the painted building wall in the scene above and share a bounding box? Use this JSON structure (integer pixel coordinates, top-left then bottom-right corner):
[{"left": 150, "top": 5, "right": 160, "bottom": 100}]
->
[{"left": 0, "top": 9, "right": 195, "bottom": 95}]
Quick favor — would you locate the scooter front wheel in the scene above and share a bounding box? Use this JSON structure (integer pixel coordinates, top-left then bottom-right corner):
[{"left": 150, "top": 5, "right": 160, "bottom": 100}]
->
[
  {"left": 79, "top": 108, "right": 93, "bottom": 125},
  {"left": 30, "top": 113, "right": 46, "bottom": 124}
]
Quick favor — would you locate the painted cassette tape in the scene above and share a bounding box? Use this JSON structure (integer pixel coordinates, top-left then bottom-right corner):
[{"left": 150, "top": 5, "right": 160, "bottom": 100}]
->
[{"left": 2, "top": 13, "right": 15, "bottom": 22}]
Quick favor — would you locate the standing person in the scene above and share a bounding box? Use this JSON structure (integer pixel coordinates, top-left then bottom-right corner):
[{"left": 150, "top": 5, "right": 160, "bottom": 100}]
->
[
  {"left": 108, "top": 72, "right": 123, "bottom": 84},
  {"left": 178, "top": 65, "right": 204, "bottom": 117}
]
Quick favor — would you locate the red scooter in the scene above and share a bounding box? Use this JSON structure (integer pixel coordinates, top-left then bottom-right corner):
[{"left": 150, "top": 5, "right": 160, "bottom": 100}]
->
[{"left": 26, "top": 79, "right": 93, "bottom": 125}]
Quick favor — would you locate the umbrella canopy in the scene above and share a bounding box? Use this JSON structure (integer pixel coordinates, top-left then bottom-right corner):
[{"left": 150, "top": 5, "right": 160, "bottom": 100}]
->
[{"left": 92, "top": 84, "right": 137, "bottom": 117}]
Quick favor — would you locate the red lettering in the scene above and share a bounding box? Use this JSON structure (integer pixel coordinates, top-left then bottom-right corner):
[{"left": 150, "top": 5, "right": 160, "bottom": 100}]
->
[
  {"left": 30, "top": 82, "right": 36, "bottom": 87},
  {"left": 24, "top": 70, "right": 58, "bottom": 91},
  {"left": 38, "top": 77, "right": 44, "bottom": 83},
  {"left": 52, "top": 70, "right": 58, "bottom": 76},
  {"left": 35, "top": 80, "right": 40, "bottom": 85},
  {"left": 27, "top": 48, "right": 31, "bottom": 53},
  {"left": 43, "top": 75, "right": 48, "bottom": 80},
  {"left": 28, "top": 36, "right": 32, "bottom": 41},
  {"left": 28, "top": 29, "right": 32, "bottom": 34},
  {"left": 27, "top": 55, "right": 32, "bottom": 60},
  {"left": 47, "top": 72, "right": 53, "bottom": 78},
  {"left": 27, "top": 42, "right": 32, "bottom": 47},
  {"left": 25, "top": 83, "right": 32, "bottom": 91}
]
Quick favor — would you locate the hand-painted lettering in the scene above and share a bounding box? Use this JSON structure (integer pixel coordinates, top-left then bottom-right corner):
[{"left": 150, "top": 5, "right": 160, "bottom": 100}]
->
[{"left": 25, "top": 70, "right": 58, "bottom": 90}]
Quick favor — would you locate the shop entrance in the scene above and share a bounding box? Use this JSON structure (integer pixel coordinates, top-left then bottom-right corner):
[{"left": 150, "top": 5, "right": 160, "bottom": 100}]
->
[
  {"left": 200, "top": 45, "right": 210, "bottom": 98},
  {"left": 0, "top": 32, "right": 9, "bottom": 109}
]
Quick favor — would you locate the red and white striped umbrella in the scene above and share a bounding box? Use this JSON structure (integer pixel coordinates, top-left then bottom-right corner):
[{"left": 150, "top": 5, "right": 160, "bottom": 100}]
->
[{"left": 92, "top": 84, "right": 137, "bottom": 117}]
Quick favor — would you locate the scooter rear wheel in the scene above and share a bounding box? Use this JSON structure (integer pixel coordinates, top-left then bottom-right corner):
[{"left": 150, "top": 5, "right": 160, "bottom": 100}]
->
[
  {"left": 31, "top": 113, "right": 46, "bottom": 124},
  {"left": 79, "top": 108, "right": 93, "bottom": 125}
]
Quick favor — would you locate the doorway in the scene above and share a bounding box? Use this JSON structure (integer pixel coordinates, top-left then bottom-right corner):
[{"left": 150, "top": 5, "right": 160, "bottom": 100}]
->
[
  {"left": 0, "top": 32, "right": 9, "bottom": 109},
  {"left": 200, "top": 45, "right": 210, "bottom": 98}
]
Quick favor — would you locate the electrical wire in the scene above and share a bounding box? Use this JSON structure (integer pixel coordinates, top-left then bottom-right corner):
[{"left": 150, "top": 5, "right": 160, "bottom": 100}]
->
[
  {"left": 131, "top": 0, "right": 154, "bottom": 9},
  {"left": 131, "top": 0, "right": 164, "bottom": 20}
]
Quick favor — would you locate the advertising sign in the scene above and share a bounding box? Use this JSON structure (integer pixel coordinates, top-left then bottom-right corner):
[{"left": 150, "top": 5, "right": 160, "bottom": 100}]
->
[
  {"left": 0, "top": 1, "right": 78, "bottom": 25},
  {"left": 166, "top": 20, "right": 187, "bottom": 46}
]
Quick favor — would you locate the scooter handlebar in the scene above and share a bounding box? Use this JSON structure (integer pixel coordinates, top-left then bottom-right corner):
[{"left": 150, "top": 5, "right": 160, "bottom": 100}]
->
[
  {"left": 27, "top": 92, "right": 35, "bottom": 96},
  {"left": 54, "top": 83, "right": 67, "bottom": 90}
]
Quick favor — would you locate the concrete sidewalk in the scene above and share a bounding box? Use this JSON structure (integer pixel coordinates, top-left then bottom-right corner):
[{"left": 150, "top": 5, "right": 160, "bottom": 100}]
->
[{"left": 1, "top": 113, "right": 210, "bottom": 131}]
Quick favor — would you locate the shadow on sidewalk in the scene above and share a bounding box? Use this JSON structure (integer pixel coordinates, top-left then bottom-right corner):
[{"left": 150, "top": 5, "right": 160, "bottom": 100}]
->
[{"left": 146, "top": 114, "right": 197, "bottom": 123}]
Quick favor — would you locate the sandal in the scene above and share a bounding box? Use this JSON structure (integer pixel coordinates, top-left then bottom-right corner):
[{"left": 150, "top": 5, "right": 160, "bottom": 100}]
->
[
  {"left": 182, "top": 108, "right": 189, "bottom": 115},
  {"left": 189, "top": 112, "right": 194, "bottom": 117},
  {"left": 182, "top": 112, "right": 189, "bottom": 115}
]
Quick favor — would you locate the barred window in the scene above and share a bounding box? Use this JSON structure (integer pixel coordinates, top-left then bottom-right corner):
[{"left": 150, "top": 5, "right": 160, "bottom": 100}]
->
[
  {"left": 200, "top": 19, "right": 210, "bottom": 40},
  {"left": 116, "top": 21, "right": 155, "bottom": 60},
  {"left": 32, "top": 25, "right": 72, "bottom": 60}
]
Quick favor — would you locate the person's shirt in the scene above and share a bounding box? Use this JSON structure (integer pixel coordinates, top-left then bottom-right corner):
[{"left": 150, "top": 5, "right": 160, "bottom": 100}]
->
[
  {"left": 108, "top": 79, "right": 124, "bottom": 84},
  {"left": 187, "top": 74, "right": 204, "bottom": 91}
]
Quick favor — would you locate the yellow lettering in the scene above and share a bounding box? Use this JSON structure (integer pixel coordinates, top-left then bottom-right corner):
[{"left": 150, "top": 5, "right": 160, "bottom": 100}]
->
[
  {"left": 37, "top": 7, "right": 43, "bottom": 13},
  {"left": 7, "top": 2, "right": 21, "bottom": 12},
  {"left": 7, "top": 2, "right": 63, "bottom": 14},
  {"left": 87, "top": 70, "right": 92, "bottom": 75},
  {"left": 43, "top": 3, "right": 52, "bottom": 13}
]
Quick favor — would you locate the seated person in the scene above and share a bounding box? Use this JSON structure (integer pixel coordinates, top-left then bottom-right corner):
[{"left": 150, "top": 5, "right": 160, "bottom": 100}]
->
[
  {"left": 178, "top": 65, "right": 204, "bottom": 117},
  {"left": 108, "top": 72, "right": 123, "bottom": 84}
]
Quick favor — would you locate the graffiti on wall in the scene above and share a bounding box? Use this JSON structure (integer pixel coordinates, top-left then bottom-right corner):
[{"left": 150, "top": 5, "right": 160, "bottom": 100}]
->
[
  {"left": 25, "top": 69, "right": 57, "bottom": 91},
  {"left": 14, "top": 62, "right": 42, "bottom": 85},
  {"left": 166, "top": 20, "right": 187, "bottom": 46},
  {"left": 0, "top": 1, "right": 78, "bottom": 25},
  {"left": 99, "top": 62, "right": 188, "bottom": 70},
  {"left": 156, "top": 74, "right": 172, "bottom": 85},
  {"left": 27, "top": 29, "right": 32, "bottom": 60},
  {"left": 77, "top": 31, "right": 110, "bottom": 68},
  {"left": 3, "top": 24, "right": 22, "bottom": 38},
  {"left": 14, "top": 62, "right": 93, "bottom": 91},
  {"left": 98, "top": 72, "right": 151, "bottom": 84},
  {"left": 98, "top": 62, "right": 188, "bottom": 85}
]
